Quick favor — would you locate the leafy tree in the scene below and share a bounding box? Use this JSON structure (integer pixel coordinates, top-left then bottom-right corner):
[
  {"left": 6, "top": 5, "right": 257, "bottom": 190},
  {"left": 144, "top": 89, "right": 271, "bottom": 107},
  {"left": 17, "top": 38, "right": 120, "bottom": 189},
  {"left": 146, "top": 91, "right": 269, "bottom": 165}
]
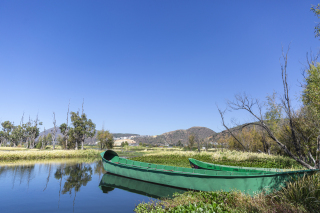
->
[
  {"left": 69, "top": 111, "right": 96, "bottom": 150},
  {"left": 46, "top": 133, "right": 52, "bottom": 146},
  {"left": 36, "top": 136, "right": 44, "bottom": 149},
  {"left": 97, "top": 129, "right": 113, "bottom": 149},
  {"left": 311, "top": 4, "right": 320, "bottom": 38},
  {"left": 0, "top": 131, "right": 5, "bottom": 147},
  {"left": 302, "top": 64, "right": 320, "bottom": 118},
  {"left": 177, "top": 140, "right": 182, "bottom": 147},
  {"left": 188, "top": 134, "right": 195, "bottom": 150},
  {"left": 1, "top": 121, "right": 14, "bottom": 146},
  {"left": 59, "top": 123, "right": 69, "bottom": 149}
]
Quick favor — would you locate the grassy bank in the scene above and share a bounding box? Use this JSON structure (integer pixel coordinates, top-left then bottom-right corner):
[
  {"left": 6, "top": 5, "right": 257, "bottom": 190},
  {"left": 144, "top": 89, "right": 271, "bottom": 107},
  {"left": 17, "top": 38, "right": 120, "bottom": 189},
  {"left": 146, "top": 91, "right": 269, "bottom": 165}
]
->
[
  {"left": 0, "top": 157, "right": 98, "bottom": 166},
  {"left": 135, "top": 174, "right": 320, "bottom": 212},
  {"left": 131, "top": 150, "right": 303, "bottom": 169},
  {"left": 0, "top": 149, "right": 102, "bottom": 161}
]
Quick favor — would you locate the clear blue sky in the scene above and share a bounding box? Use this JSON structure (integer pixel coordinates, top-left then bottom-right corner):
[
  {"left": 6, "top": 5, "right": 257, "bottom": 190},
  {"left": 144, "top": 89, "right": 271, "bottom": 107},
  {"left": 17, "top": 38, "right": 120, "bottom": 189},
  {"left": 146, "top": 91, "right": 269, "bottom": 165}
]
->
[{"left": 0, "top": 1, "right": 319, "bottom": 135}]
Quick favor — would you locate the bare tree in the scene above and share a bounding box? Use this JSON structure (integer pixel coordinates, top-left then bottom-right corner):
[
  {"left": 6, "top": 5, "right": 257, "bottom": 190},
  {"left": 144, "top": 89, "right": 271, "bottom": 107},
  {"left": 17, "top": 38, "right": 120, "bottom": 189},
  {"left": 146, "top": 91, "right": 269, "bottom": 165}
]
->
[
  {"left": 52, "top": 112, "right": 57, "bottom": 150},
  {"left": 217, "top": 107, "right": 248, "bottom": 152},
  {"left": 218, "top": 47, "right": 320, "bottom": 169},
  {"left": 62, "top": 102, "right": 70, "bottom": 150}
]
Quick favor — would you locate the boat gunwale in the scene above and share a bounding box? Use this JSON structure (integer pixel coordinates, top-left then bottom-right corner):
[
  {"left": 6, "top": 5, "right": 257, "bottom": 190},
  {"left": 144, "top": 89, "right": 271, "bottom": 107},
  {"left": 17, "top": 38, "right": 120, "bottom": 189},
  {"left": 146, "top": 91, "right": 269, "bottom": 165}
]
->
[
  {"left": 188, "top": 158, "right": 318, "bottom": 173},
  {"left": 101, "top": 152, "right": 317, "bottom": 178}
]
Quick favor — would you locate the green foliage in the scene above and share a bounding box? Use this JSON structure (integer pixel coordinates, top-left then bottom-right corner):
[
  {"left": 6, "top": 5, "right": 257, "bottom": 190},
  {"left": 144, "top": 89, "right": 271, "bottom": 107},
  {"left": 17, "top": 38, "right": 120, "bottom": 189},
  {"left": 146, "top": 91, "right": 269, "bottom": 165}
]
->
[
  {"left": 97, "top": 129, "right": 113, "bottom": 149},
  {"left": 302, "top": 63, "right": 320, "bottom": 117},
  {"left": 311, "top": 4, "right": 320, "bottom": 38},
  {"left": 131, "top": 153, "right": 303, "bottom": 169},
  {"left": 59, "top": 111, "right": 96, "bottom": 150},
  {"left": 274, "top": 173, "right": 320, "bottom": 213},
  {"left": 36, "top": 137, "right": 43, "bottom": 149},
  {"left": 135, "top": 190, "right": 307, "bottom": 213},
  {"left": 188, "top": 134, "right": 195, "bottom": 150},
  {"left": 121, "top": 141, "right": 129, "bottom": 147}
]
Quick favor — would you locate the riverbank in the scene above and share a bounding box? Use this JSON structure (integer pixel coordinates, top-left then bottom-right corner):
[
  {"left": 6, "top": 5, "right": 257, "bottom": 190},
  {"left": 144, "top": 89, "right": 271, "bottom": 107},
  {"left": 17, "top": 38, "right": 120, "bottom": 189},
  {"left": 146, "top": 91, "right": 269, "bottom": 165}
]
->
[{"left": 0, "top": 149, "right": 102, "bottom": 161}]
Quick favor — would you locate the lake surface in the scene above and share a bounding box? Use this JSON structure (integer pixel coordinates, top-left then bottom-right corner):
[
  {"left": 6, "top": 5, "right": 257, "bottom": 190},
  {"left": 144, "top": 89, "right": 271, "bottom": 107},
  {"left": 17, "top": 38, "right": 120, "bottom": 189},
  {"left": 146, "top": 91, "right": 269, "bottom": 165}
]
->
[{"left": 0, "top": 159, "right": 186, "bottom": 213}]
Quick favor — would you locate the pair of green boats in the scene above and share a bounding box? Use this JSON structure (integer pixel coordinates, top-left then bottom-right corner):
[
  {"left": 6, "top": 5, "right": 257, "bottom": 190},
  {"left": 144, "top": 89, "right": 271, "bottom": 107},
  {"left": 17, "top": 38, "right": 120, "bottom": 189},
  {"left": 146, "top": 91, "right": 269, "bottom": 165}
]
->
[{"left": 100, "top": 150, "right": 317, "bottom": 195}]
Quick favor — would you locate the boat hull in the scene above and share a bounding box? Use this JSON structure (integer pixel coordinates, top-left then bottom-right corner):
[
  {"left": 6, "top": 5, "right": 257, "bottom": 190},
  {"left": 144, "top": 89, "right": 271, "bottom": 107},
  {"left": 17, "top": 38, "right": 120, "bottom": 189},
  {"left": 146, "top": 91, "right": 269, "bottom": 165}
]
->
[{"left": 101, "top": 151, "right": 316, "bottom": 195}]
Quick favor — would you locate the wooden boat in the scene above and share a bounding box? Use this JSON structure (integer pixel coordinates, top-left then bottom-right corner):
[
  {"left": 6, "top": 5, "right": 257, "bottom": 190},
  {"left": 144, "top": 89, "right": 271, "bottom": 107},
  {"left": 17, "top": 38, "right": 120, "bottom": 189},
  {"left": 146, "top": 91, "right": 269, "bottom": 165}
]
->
[
  {"left": 101, "top": 150, "right": 317, "bottom": 195},
  {"left": 99, "top": 173, "right": 186, "bottom": 198},
  {"left": 189, "top": 158, "right": 288, "bottom": 173}
]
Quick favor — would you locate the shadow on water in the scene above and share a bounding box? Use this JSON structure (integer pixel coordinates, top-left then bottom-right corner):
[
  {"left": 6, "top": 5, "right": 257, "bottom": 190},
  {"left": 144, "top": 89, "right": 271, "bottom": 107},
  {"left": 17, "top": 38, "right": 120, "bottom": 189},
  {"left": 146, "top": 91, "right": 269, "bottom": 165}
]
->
[{"left": 99, "top": 173, "right": 186, "bottom": 199}]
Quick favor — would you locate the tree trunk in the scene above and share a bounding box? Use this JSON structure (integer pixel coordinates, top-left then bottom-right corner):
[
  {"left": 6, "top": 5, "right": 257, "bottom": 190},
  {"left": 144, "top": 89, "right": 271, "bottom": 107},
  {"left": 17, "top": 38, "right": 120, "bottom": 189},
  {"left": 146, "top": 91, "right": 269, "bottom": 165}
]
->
[
  {"left": 316, "top": 136, "right": 320, "bottom": 169},
  {"left": 81, "top": 141, "right": 84, "bottom": 150},
  {"left": 75, "top": 142, "right": 78, "bottom": 150},
  {"left": 65, "top": 138, "right": 68, "bottom": 150}
]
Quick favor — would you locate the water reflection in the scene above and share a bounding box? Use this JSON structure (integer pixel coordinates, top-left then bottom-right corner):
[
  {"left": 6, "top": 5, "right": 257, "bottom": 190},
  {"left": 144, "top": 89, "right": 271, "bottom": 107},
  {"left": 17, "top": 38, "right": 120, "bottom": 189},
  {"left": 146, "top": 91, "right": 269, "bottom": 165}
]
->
[
  {"left": 99, "top": 173, "right": 186, "bottom": 199},
  {"left": 0, "top": 159, "right": 186, "bottom": 212}
]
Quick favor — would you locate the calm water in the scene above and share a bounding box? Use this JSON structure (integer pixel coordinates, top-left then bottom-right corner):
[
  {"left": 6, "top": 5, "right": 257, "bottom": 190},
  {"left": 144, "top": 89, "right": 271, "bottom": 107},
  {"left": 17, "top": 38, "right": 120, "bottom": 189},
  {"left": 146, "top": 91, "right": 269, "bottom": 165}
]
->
[{"left": 0, "top": 160, "right": 186, "bottom": 213}]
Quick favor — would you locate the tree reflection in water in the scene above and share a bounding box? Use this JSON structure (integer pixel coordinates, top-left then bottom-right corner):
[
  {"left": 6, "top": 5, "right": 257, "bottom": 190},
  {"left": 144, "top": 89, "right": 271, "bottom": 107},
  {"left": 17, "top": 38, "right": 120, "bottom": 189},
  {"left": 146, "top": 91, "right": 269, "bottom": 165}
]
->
[{"left": 54, "top": 163, "right": 93, "bottom": 211}]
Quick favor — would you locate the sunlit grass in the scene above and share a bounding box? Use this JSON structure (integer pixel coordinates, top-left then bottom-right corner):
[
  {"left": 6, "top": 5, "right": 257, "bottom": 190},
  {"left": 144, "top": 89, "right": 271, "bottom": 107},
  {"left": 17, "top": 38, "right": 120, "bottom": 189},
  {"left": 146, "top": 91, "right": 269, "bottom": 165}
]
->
[
  {"left": 0, "top": 149, "right": 102, "bottom": 161},
  {"left": 131, "top": 149, "right": 304, "bottom": 170},
  {"left": 0, "top": 147, "right": 29, "bottom": 151},
  {"left": 0, "top": 157, "right": 98, "bottom": 166}
]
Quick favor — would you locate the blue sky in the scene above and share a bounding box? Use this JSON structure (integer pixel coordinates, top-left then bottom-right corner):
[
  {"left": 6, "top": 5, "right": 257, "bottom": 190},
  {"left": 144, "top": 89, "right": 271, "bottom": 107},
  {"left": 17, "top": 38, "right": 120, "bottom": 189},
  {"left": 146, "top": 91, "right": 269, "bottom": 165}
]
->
[{"left": 0, "top": 0, "right": 319, "bottom": 135}]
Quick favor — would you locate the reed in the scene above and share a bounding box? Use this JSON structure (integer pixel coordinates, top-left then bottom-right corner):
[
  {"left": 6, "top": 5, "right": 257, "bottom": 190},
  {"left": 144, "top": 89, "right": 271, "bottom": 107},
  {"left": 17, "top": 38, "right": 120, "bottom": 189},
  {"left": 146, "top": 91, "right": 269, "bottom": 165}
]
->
[
  {"left": 0, "top": 157, "right": 98, "bottom": 166},
  {"left": 0, "top": 149, "right": 101, "bottom": 161}
]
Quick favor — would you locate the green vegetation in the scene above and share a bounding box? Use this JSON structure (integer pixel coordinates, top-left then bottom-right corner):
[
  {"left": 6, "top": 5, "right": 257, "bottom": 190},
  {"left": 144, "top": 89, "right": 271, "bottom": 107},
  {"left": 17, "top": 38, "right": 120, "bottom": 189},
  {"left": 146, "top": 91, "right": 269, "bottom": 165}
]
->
[
  {"left": 0, "top": 149, "right": 101, "bottom": 161},
  {"left": 97, "top": 129, "right": 114, "bottom": 149},
  {"left": 60, "top": 111, "right": 96, "bottom": 150},
  {"left": 135, "top": 189, "right": 310, "bottom": 213},
  {"left": 131, "top": 150, "right": 303, "bottom": 169}
]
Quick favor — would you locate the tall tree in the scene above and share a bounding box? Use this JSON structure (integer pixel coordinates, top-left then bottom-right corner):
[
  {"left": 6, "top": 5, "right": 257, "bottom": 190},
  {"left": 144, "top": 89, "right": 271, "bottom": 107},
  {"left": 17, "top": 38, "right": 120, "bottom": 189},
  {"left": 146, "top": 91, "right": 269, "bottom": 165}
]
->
[
  {"left": 68, "top": 111, "right": 96, "bottom": 150},
  {"left": 97, "top": 128, "right": 113, "bottom": 150},
  {"left": 1, "top": 121, "right": 14, "bottom": 146},
  {"left": 188, "top": 134, "right": 195, "bottom": 150},
  {"left": 52, "top": 112, "right": 57, "bottom": 150},
  {"left": 60, "top": 102, "right": 70, "bottom": 149}
]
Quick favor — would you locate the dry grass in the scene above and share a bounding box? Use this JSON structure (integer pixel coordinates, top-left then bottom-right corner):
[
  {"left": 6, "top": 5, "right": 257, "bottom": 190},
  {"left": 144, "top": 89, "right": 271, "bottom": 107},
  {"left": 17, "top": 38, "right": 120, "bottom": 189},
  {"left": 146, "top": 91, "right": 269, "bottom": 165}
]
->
[
  {"left": 144, "top": 149, "right": 281, "bottom": 161},
  {"left": 0, "top": 147, "right": 29, "bottom": 151},
  {"left": 0, "top": 149, "right": 102, "bottom": 161},
  {"left": 0, "top": 157, "right": 98, "bottom": 166}
]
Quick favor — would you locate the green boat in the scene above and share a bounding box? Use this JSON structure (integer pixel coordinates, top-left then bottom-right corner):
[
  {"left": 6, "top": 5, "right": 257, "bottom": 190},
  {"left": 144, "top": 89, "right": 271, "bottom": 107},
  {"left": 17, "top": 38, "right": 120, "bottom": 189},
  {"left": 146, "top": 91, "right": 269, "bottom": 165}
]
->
[
  {"left": 101, "top": 150, "right": 317, "bottom": 195},
  {"left": 189, "top": 158, "right": 291, "bottom": 173},
  {"left": 99, "top": 173, "right": 186, "bottom": 198}
]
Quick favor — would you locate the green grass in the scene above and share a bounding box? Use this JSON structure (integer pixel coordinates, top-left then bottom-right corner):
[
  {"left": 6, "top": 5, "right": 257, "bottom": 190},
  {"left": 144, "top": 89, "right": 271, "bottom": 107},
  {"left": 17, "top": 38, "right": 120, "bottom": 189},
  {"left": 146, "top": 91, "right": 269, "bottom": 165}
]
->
[
  {"left": 135, "top": 190, "right": 308, "bottom": 213},
  {"left": 131, "top": 153, "right": 303, "bottom": 169},
  {"left": 0, "top": 149, "right": 102, "bottom": 161}
]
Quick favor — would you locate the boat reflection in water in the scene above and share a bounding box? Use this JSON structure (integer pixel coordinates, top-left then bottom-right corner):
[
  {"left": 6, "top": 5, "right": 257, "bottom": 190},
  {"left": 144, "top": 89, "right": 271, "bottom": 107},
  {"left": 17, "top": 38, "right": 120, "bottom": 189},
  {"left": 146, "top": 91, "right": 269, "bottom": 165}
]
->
[{"left": 99, "top": 173, "right": 186, "bottom": 199}]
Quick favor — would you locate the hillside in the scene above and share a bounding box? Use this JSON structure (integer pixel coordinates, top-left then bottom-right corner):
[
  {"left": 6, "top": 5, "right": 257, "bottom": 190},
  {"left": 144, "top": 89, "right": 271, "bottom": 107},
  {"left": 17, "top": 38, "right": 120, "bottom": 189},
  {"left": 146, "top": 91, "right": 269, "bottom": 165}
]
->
[
  {"left": 132, "top": 126, "right": 216, "bottom": 146},
  {"left": 38, "top": 128, "right": 139, "bottom": 145}
]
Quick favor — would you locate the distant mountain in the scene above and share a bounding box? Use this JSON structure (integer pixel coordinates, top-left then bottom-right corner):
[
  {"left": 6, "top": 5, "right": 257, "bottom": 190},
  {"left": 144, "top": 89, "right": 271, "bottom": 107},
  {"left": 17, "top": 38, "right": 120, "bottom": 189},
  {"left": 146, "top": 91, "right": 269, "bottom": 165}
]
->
[
  {"left": 132, "top": 126, "right": 216, "bottom": 146},
  {"left": 38, "top": 126, "right": 220, "bottom": 146},
  {"left": 38, "top": 128, "right": 139, "bottom": 145}
]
